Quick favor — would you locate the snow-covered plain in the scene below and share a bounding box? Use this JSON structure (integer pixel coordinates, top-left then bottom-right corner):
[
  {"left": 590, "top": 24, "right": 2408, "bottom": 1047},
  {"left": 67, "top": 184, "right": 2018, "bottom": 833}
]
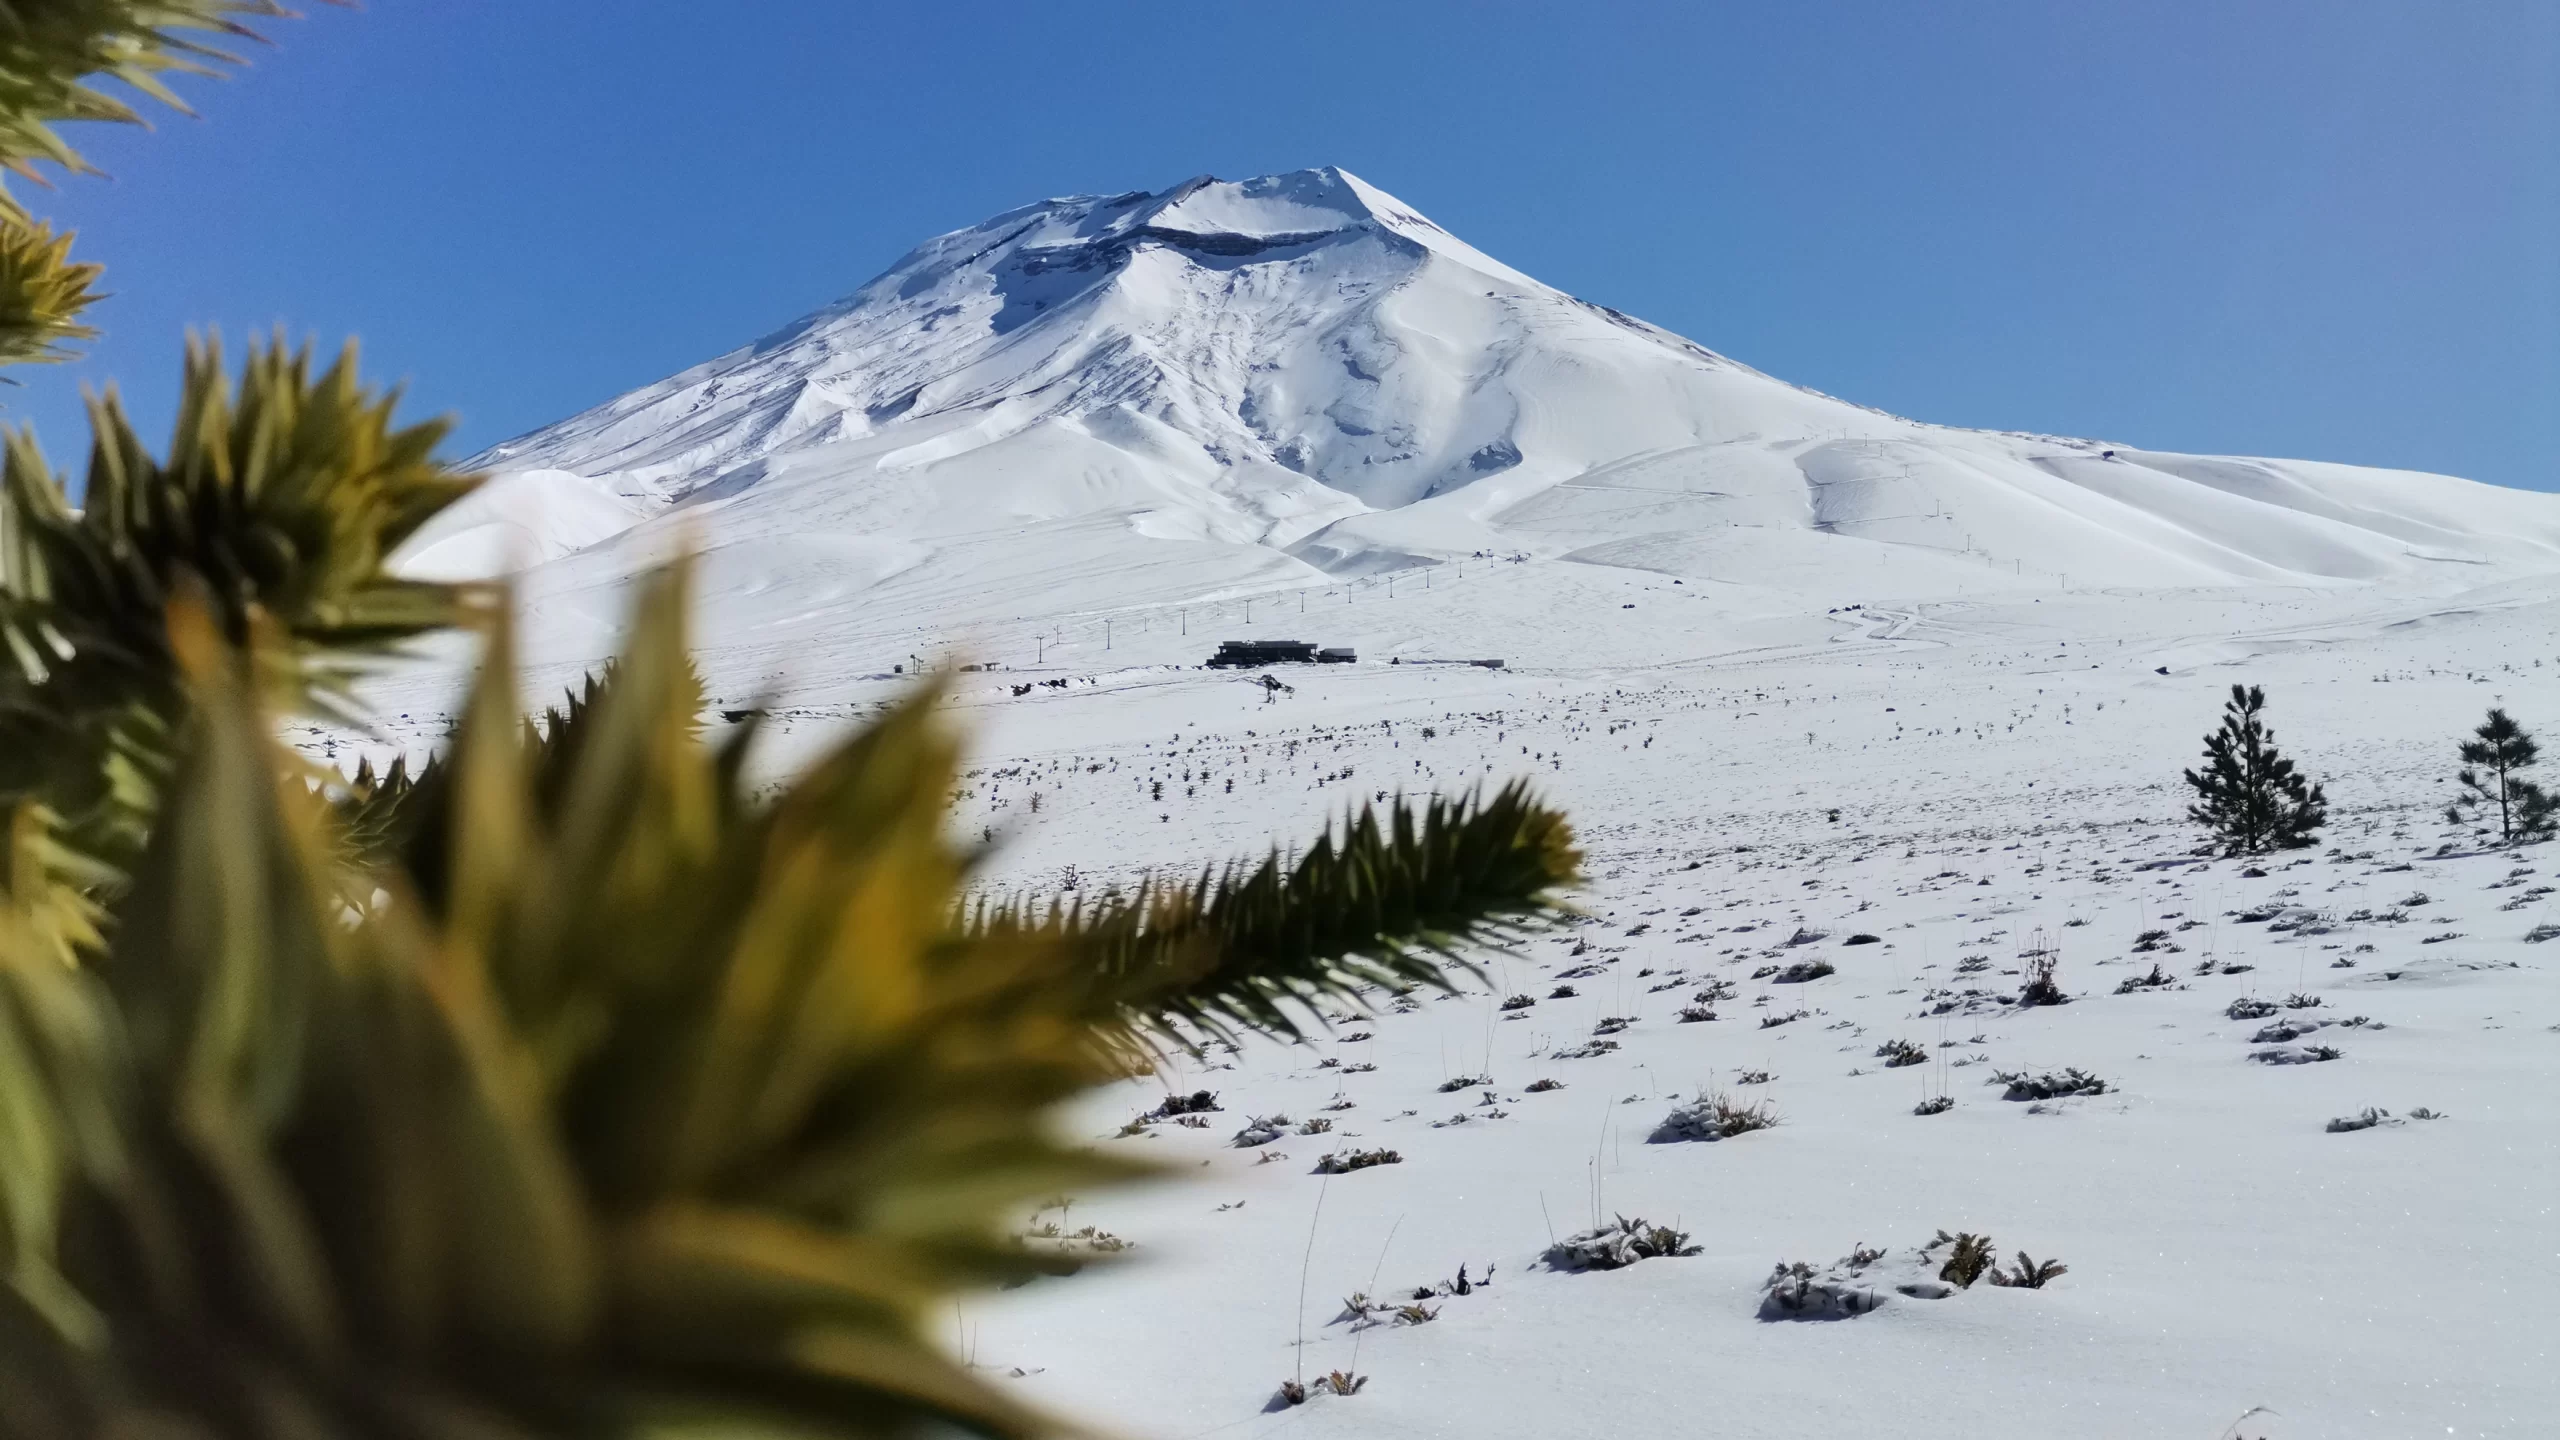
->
[{"left": 346, "top": 169, "right": 2560, "bottom": 1439}]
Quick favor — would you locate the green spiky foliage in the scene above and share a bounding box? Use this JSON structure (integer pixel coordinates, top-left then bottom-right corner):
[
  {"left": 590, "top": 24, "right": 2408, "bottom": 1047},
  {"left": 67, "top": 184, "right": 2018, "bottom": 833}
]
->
[
  {"left": 0, "top": 334, "right": 478, "bottom": 900},
  {"left": 2445, "top": 707, "right": 2556, "bottom": 843},
  {"left": 976, "top": 781, "right": 1578, "bottom": 1048},
  {"left": 333, "top": 660, "right": 723, "bottom": 898},
  {"left": 0, "top": 0, "right": 288, "bottom": 211},
  {"left": 0, "top": 217, "right": 98, "bottom": 372},
  {"left": 2183, "top": 683, "right": 2327, "bottom": 856},
  {"left": 0, "top": 569, "right": 1582, "bottom": 1439},
  {"left": 0, "top": 2, "right": 294, "bottom": 379}
]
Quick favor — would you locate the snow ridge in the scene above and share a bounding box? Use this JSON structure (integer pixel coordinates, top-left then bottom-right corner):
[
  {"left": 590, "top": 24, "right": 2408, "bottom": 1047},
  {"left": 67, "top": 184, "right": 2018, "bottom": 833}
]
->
[{"left": 411, "top": 167, "right": 2560, "bottom": 651}]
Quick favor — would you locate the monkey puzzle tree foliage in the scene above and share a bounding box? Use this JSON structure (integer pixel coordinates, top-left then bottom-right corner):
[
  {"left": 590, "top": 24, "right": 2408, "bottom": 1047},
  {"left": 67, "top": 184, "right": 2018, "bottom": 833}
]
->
[
  {"left": 0, "top": 9, "right": 1586, "bottom": 1439},
  {"left": 2183, "top": 684, "right": 2327, "bottom": 856},
  {"left": 0, "top": 3, "right": 289, "bottom": 367},
  {"left": 2446, "top": 707, "right": 2556, "bottom": 844}
]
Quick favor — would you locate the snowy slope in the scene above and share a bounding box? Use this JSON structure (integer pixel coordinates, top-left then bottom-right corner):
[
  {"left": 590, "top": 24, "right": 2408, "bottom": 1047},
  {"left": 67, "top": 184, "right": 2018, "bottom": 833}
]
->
[
  {"left": 321, "top": 565, "right": 2560, "bottom": 1440},
  {"left": 340, "top": 167, "right": 2560, "bottom": 1440},
  {"left": 407, "top": 167, "right": 2560, "bottom": 687}
]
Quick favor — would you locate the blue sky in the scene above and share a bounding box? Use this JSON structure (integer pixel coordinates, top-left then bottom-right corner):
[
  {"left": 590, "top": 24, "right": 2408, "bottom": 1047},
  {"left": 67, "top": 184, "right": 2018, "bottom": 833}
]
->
[{"left": 11, "top": 1, "right": 2555, "bottom": 490}]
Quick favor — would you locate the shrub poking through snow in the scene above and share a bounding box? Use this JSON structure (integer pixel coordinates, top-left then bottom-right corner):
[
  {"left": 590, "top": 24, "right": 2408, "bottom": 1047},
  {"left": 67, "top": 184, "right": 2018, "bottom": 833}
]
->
[
  {"left": 1014, "top": 1220, "right": 1133, "bottom": 1276},
  {"left": 2017, "top": 942, "right": 2068, "bottom": 1007},
  {"left": 1986, "top": 1252, "right": 2069, "bottom": 1289},
  {"left": 1677, "top": 1004, "right": 1718, "bottom": 1023},
  {"left": 1273, "top": 1379, "right": 1306, "bottom": 1408},
  {"left": 1694, "top": 977, "right": 1739, "bottom": 1003},
  {"left": 1932, "top": 1231, "right": 1997, "bottom": 1288},
  {"left": 1875, "top": 1038, "right": 1928, "bottom": 1068},
  {"left": 2225, "top": 997, "right": 2280, "bottom": 1021},
  {"left": 1500, "top": 993, "right": 1536, "bottom": 1010},
  {"left": 1774, "top": 959, "right": 1835, "bottom": 983},
  {"left": 1437, "top": 1075, "right": 1488, "bottom": 1093},
  {"left": 1913, "top": 1095, "right": 1954, "bottom": 1116},
  {"left": 2114, "top": 962, "right": 2177, "bottom": 993},
  {"left": 1319, "top": 1371, "right": 1366, "bottom": 1396},
  {"left": 1231, "top": 1115, "right": 1290, "bottom": 1147},
  {"left": 1297, "top": 1116, "right": 1333, "bottom": 1135},
  {"left": 1995, "top": 1068, "right": 2109, "bottom": 1101},
  {"left": 1542, "top": 1215, "right": 1700, "bottom": 1271},
  {"left": 2326, "top": 1107, "right": 2399, "bottom": 1133},
  {"left": 1737, "top": 1069, "right": 1773, "bottom": 1085},
  {"left": 1525, "top": 1077, "right": 1564, "bottom": 1092},
  {"left": 2527, "top": 922, "right": 2560, "bottom": 944},
  {"left": 1844, "top": 933, "right": 1882, "bottom": 945},
  {"left": 1760, "top": 1251, "right": 1888, "bottom": 1320},
  {"left": 1651, "top": 1090, "right": 1779, "bottom": 1142},
  {"left": 1154, "top": 1089, "right": 1221, "bottom": 1117},
  {"left": 1314, "top": 1148, "right": 1401, "bottom": 1174},
  {"left": 2251, "top": 1042, "right": 2342, "bottom": 1064},
  {"left": 1549, "top": 984, "right": 1580, "bottom": 999}
]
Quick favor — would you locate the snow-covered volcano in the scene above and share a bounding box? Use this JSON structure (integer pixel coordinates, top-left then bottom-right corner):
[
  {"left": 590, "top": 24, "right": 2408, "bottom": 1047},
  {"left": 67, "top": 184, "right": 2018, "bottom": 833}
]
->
[
  {"left": 400, "top": 167, "right": 2560, "bottom": 663},
  {"left": 351, "top": 172, "right": 2560, "bottom": 1439}
]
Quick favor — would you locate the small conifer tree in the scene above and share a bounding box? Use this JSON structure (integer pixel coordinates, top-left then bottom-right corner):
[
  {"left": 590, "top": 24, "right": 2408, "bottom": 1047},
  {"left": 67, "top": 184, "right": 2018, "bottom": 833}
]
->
[
  {"left": 2446, "top": 707, "right": 2557, "bottom": 843},
  {"left": 2184, "top": 684, "right": 2326, "bottom": 855}
]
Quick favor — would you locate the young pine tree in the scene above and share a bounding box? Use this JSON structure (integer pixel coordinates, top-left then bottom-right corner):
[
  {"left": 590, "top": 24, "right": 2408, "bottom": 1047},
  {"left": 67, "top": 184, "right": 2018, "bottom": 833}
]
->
[
  {"left": 2184, "top": 684, "right": 2327, "bottom": 856},
  {"left": 2446, "top": 707, "right": 2558, "bottom": 843}
]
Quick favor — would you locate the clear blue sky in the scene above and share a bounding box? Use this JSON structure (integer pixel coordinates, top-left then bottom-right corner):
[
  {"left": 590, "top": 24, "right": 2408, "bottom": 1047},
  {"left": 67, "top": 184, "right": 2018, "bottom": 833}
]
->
[{"left": 12, "top": 1, "right": 2555, "bottom": 490}]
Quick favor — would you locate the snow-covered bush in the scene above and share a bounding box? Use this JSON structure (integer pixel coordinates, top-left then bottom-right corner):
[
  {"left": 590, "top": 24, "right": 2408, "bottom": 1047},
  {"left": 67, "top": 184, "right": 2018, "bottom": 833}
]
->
[
  {"left": 1231, "top": 1117, "right": 1289, "bottom": 1147},
  {"left": 1313, "top": 1147, "right": 1402, "bottom": 1174},
  {"left": 2114, "top": 962, "right": 2177, "bottom": 993},
  {"left": 1651, "top": 1090, "right": 1780, "bottom": 1142},
  {"left": 1542, "top": 1215, "right": 1699, "bottom": 1271},
  {"left": 1995, "top": 1068, "right": 2110, "bottom": 1100},
  {"left": 1154, "top": 1089, "right": 1222, "bottom": 1117},
  {"left": 1759, "top": 1255, "right": 1886, "bottom": 1320},
  {"left": 2250, "top": 1043, "right": 2341, "bottom": 1064}
]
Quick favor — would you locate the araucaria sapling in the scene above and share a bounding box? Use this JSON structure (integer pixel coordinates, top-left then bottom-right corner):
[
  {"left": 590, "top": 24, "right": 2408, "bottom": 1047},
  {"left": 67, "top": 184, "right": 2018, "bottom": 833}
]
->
[
  {"left": 2184, "top": 684, "right": 2327, "bottom": 855},
  {"left": 2445, "top": 707, "right": 2558, "bottom": 843}
]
